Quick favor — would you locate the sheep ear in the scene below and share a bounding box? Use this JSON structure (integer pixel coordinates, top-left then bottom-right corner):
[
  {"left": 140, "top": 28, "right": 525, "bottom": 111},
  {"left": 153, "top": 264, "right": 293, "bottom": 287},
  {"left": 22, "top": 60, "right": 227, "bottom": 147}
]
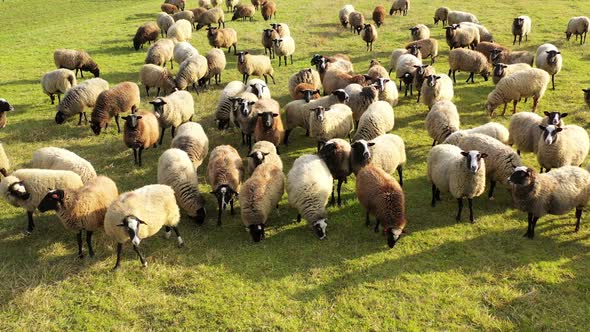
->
[
  {"left": 543, "top": 111, "right": 550, "bottom": 116},
  {"left": 244, "top": 51, "right": 249, "bottom": 55},
  {"left": 257, "top": 113, "right": 263, "bottom": 117},
  {"left": 0, "top": 168, "right": 7, "bottom": 177},
  {"left": 367, "top": 142, "right": 375, "bottom": 147},
  {"left": 460, "top": 151, "right": 469, "bottom": 157},
  {"left": 122, "top": 116, "right": 129, "bottom": 120},
  {"left": 561, "top": 113, "right": 568, "bottom": 118},
  {"left": 538, "top": 125, "right": 546, "bottom": 131},
  {"left": 136, "top": 116, "right": 142, "bottom": 120},
  {"left": 556, "top": 51, "right": 561, "bottom": 54},
  {"left": 314, "top": 89, "right": 320, "bottom": 94},
  {"left": 555, "top": 128, "right": 563, "bottom": 133},
  {"left": 137, "top": 218, "right": 147, "bottom": 225},
  {"left": 116, "top": 223, "right": 126, "bottom": 227},
  {"left": 263, "top": 152, "right": 270, "bottom": 156},
  {"left": 584, "top": 89, "right": 590, "bottom": 92},
  {"left": 435, "top": 75, "right": 441, "bottom": 80},
  {"left": 248, "top": 101, "right": 256, "bottom": 105},
  {"left": 272, "top": 113, "right": 279, "bottom": 117},
  {"left": 480, "top": 153, "right": 488, "bottom": 159}
]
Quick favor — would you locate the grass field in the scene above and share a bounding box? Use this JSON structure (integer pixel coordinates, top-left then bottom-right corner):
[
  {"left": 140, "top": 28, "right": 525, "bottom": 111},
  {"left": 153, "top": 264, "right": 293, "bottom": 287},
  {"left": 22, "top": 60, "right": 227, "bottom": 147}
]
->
[{"left": 1, "top": 0, "right": 590, "bottom": 330}]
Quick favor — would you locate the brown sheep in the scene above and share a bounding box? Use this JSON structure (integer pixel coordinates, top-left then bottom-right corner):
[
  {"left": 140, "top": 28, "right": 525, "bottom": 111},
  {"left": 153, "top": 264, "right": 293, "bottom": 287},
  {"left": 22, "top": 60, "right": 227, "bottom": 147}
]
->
[
  {"left": 206, "top": 145, "right": 244, "bottom": 226},
  {"left": 261, "top": 28, "right": 279, "bottom": 58},
  {"left": 251, "top": 0, "right": 261, "bottom": 10},
  {"left": 372, "top": 6, "right": 385, "bottom": 27},
  {"left": 293, "top": 83, "right": 320, "bottom": 102},
  {"left": 133, "top": 22, "right": 160, "bottom": 51},
  {"left": 261, "top": 1, "right": 276, "bottom": 21},
  {"left": 232, "top": 4, "right": 255, "bottom": 21},
  {"left": 122, "top": 110, "right": 160, "bottom": 167},
  {"left": 207, "top": 27, "right": 238, "bottom": 54},
  {"left": 405, "top": 38, "right": 439, "bottom": 64},
  {"left": 161, "top": 3, "right": 179, "bottom": 14},
  {"left": 253, "top": 99, "right": 284, "bottom": 154},
  {"left": 475, "top": 41, "right": 509, "bottom": 62},
  {"left": 90, "top": 82, "right": 140, "bottom": 135}
]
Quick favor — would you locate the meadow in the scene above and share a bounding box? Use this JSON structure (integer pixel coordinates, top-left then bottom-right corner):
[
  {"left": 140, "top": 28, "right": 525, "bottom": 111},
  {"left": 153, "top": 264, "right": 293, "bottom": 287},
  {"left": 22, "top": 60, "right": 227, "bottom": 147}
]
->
[{"left": 0, "top": 0, "right": 589, "bottom": 330}]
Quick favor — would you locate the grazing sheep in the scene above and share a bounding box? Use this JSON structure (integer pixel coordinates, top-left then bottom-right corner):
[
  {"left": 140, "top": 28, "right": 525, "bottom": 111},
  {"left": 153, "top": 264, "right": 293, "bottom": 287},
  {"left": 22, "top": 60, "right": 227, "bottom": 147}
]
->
[
  {"left": 512, "top": 16, "right": 531, "bottom": 45},
  {"left": 0, "top": 143, "right": 9, "bottom": 177},
  {"left": 565, "top": 16, "right": 590, "bottom": 45},
  {"left": 31, "top": 147, "right": 96, "bottom": 184},
  {"left": 350, "top": 134, "right": 406, "bottom": 185},
  {"left": 349, "top": 11, "right": 365, "bottom": 34},
  {"left": 157, "top": 13, "right": 175, "bottom": 37},
  {"left": 104, "top": 184, "right": 182, "bottom": 270},
  {"left": 139, "top": 64, "right": 175, "bottom": 97},
  {"left": 389, "top": 0, "right": 409, "bottom": 16},
  {"left": 433, "top": 7, "right": 449, "bottom": 26},
  {"left": 444, "top": 122, "right": 510, "bottom": 146},
  {"left": 150, "top": 90, "right": 194, "bottom": 145},
  {"left": 339, "top": 4, "right": 355, "bottom": 28},
  {"left": 485, "top": 68, "right": 550, "bottom": 116},
  {"left": 428, "top": 145, "right": 487, "bottom": 223},
  {"left": 288, "top": 68, "right": 322, "bottom": 99},
  {"left": 361, "top": 24, "right": 378, "bottom": 52},
  {"left": 254, "top": 99, "right": 284, "bottom": 152},
  {"left": 90, "top": 82, "right": 140, "bottom": 135},
  {"left": 167, "top": 19, "right": 192, "bottom": 42},
  {"left": 537, "top": 125, "right": 589, "bottom": 172},
  {"left": 55, "top": 78, "right": 109, "bottom": 125},
  {"left": 270, "top": 22, "right": 290, "bottom": 37},
  {"left": 54, "top": 49, "right": 99, "bottom": 78},
  {"left": 171, "top": 122, "right": 209, "bottom": 169},
  {"left": 507, "top": 111, "right": 566, "bottom": 155},
  {"left": 535, "top": 43, "right": 562, "bottom": 90},
  {"left": 372, "top": 6, "right": 385, "bottom": 27},
  {"left": 396, "top": 53, "right": 422, "bottom": 96},
  {"left": 122, "top": 110, "right": 160, "bottom": 167},
  {"left": 309, "top": 105, "right": 354, "bottom": 150},
  {"left": 247, "top": 140, "right": 282, "bottom": 177},
  {"left": 447, "top": 10, "right": 479, "bottom": 25},
  {"left": 207, "top": 145, "right": 243, "bottom": 226},
  {"left": 173, "top": 42, "right": 199, "bottom": 65},
  {"left": 199, "top": 48, "right": 226, "bottom": 86},
  {"left": 41, "top": 69, "right": 76, "bottom": 104},
  {"left": 236, "top": 51, "right": 275, "bottom": 84},
  {"left": 489, "top": 48, "right": 534, "bottom": 66},
  {"left": 448, "top": 48, "right": 490, "bottom": 83},
  {"left": 421, "top": 74, "right": 454, "bottom": 108},
  {"left": 410, "top": 24, "right": 430, "bottom": 40},
  {"left": 173, "top": 10, "right": 194, "bottom": 25},
  {"left": 492, "top": 63, "right": 531, "bottom": 84},
  {"left": 161, "top": 3, "right": 179, "bottom": 14},
  {"left": 239, "top": 163, "right": 284, "bottom": 242},
  {"left": 413, "top": 64, "right": 436, "bottom": 103},
  {"left": 287, "top": 155, "right": 332, "bottom": 239},
  {"left": 457, "top": 133, "right": 522, "bottom": 199},
  {"left": 262, "top": 28, "right": 279, "bottom": 58},
  {"left": 133, "top": 22, "right": 160, "bottom": 50},
  {"left": 0, "top": 169, "right": 83, "bottom": 234},
  {"left": 167, "top": 0, "right": 186, "bottom": 11},
  {"left": 145, "top": 38, "right": 175, "bottom": 69},
  {"left": 207, "top": 27, "right": 238, "bottom": 55},
  {"left": 175, "top": 54, "right": 208, "bottom": 92},
  {"left": 353, "top": 101, "right": 394, "bottom": 141},
  {"left": 0, "top": 99, "right": 14, "bottom": 129},
  {"left": 189, "top": 7, "right": 208, "bottom": 28},
  {"left": 318, "top": 139, "right": 351, "bottom": 206},
  {"left": 196, "top": 7, "right": 225, "bottom": 30},
  {"left": 37, "top": 176, "right": 118, "bottom": 258},
  {"left": 425, "top": 100, "right": 460, "bottom": 146},
  {"left": 158, "top": 149, "right": 206, "bottom": 224},
  {"left": 459, "top": 22, "right": 494, "bottom": 42},
  {"left": 510, "top": 166, "right": 590, "bottom": 238},
  {"left": 356, "top": 164, "right": 407, "bottom": 247},
  {"left": 261, "top": 1, "right": 276, "bottom": 21},
  {"left": 250, "top": 0, "right": 260, "bottom": 10},
  {"left": 232, "top": 4, "right": 255, "bottom": 21},
  {"left": 225, "top": 0, "right": 239, "bottom": 12},
  {"left": 444, "top": 24, "right": 480, "bottom": 50},
  {"left": 272, "top": 36, "right": 295, "bottom": 66}
]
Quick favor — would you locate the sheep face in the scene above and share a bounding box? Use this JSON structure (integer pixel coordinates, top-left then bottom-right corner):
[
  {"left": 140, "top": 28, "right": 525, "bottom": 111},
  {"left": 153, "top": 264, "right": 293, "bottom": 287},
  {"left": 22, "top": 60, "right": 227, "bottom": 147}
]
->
[
  {"left": 460, "top": 151, "right": 487, "bottom": 174},
  {"left": 513, "top": 17, "right": 525, "bottom": 29},
  {"left": 424, "top": 75, "right": 441, "bottom": 87},
  {"left": 350, "top": 140, "right": 375, "bottom": 167},
  {"left": 249, "top": 83, "right": 267, "bottom": 98},
  {"left": 409, "top": 26, "right": 419, "bottom": 37},
  {"left": 238, "top": 100, "right": 256, "bottom": 117},
  {"left": 312, "top": 107, "right": 326, "bottom": 122},
  {"left": 149, "top": 98, "right": 167, "bottom": 118},
  {"left": 386, "top": 228, "right": 403, "bottom": 248},
  {"left": 406, "top": 44, "right": 421, "bottom": 57},
  {"left": 544, "top": 111, "right": 567, "bottom": 126},
  {"left": 37, "top": 190, "right": 65, "bottom": 212},
  {"left": 492, "top": 64, "right": 508, "bottom": 78},
  {"left": 82, "top": 62, "right": 100, "bottom": 78},
  {"left": 193, "top": 207, "right": 206, "bottom": 225},
  {"left": 312, "top": 219, "right": 327, "bottom": 240},
  {"left": 545, "top": 50, "right": 561, "bottom": 65},
  {"left": 7, "top": 181, "right": 30, "bottom": 200},
  {"left": 236, "top": 51, "right": 249, "bottom": 64},
  {"left": 90, "top": 120, "right": 103, "bottom": 135},
  {"left": 332, "top": 89, "right": 350, "bottom": 103},
  {"left": 118, "top": 215, "right": 147, "bottom": 246},
  {"left": 490, "top": 49, "right": 503, "bottom": 63},
  {"left": 206, "top": 27, "right": 219, "bottom": 39},
  {"left": 248, "top": 223, "right": 265, "bottom": 242},
  {"left": 248, "top": 151, "right": 269, "bottom": 167},
  {"left": 271, "top": 38, "right": 283, "bottom": 47},
  {"left": 55, "top": 111, "right": 67, "bottom": 125},
  {"left": 539, "top": 125, "right": 563, "bottom": 145},
  {"left": 310, "top": 54, "right": 323, "bottom": 66},
  {"left": 509, "top": 166, "right": 534, "bottom": 186},
  {"left": 210, "top": 184, "right": 237, "bottom": 211},
  {"left": 0, "top": 99, "right": 14, "bottom": 113},
  {"left": 258, "top": 111, "right": 278, "bottom": 129},
  {"left": 122, "top": 114, "right": 143, "bottom": 129},
  {"left": 302, "top": 89, "right": 319, "bottom": 103},
  {"left": 373, "top": 78, "right": 390, "bottom": 92}
]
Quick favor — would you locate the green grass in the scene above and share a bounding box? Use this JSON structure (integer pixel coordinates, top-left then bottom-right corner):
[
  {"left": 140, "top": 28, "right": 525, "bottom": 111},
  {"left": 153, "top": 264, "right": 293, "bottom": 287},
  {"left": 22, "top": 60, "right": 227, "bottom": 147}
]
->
[{"left": 1, "top": 0, "right": 590, "bottom": 330}]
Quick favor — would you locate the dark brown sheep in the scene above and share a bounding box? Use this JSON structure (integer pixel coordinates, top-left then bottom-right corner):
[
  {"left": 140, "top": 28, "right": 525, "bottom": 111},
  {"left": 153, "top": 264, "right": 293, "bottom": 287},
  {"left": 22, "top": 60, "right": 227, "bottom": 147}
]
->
[
  {"left": 372, "top": 6, "right": 385, "bottom": 27},
  {"left": 122, "top": 110, "right": 160, "bottom": 167},
  {"left": 90, "top": 82, "right": 140, "bottom": 135},
  {"left": 133, "top": 22, "right": 160, "bottom": 50}
]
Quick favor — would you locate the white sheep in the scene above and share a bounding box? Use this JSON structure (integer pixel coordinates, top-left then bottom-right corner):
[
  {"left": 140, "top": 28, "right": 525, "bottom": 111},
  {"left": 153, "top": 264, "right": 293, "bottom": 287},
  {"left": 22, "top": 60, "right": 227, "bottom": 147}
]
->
[
  {"left": 339, "top": 4, "right": 355, "bottom": 28},
  {"left": 149, "top": 90, "right": 194, "bottom": 145},
  {"left": 421, "top": 74, "right": 454, "bottom": 108},
  {"left": 350, "top": 134, "right": 406, "bottom": 185},
  {"left": 443, "top": 122, "right": 509, "bottom": 146},
  {"left": 512, "top": 16, "right": 531, "bottom": 45},
  {"left": 485, "top": 68, "right": 550, "bottom": 116},
  {"left": 287, "top": 154, "right": 332, "bottom": 240},
  {"left": 537, "top": 125, "right": 589, "bottom": 172},
  {"left": 428, "top": 144, "right": 487, "bottom": 223},
  {"left": 215, "top": 80, "right": 247, "bottom": 129},
  {"left": 196, "top": 7, "right": 225, "bottom": 30},
  {"left": 201, "top": 48, "right": 226, "bottom": 86},
  {"left": 447, "top": 10, "right": 479, "bottom": 25},
  {"left": 157, "top": 12, "right": 175, "bottom": 37},
  {"left": 31, "top": 147, "right": 97, "bottom": 184},
  {"left": 173, "top": 42, "right": 199, "bottom": 64},
  {"left": 41, "top": 69, "right": 76, "bottom": 104},
  {"left": 272, "top": 36, "right": 295, "bottom": 66},
  {"left": 396, "top": 53, "right": 422, "bottom": 96},
  {"left": 345, "top": 85, "right": 379, "bottom": 124},
  {"left": 175, "top": 54, "right": 208, "bottom": 92},
  {"left": 139, "top": 64, "right": 176, "bottom": 97},
  {"left": 459, "top": 22, "right": 493, "bottom": 42},
  {"left": 535, "top": 43, "right": 562, "bottom": 90},
  {"left": 352, "top": 101, "right": 394, "bottom": 141},
  {"left": 565, "top": 16, "right": 589, "bottom": 45},
  {"left": 410, "top": 24, "right": 430, "bottom": 40},
  {"left": 236, "top": 51, "right": 275, "bottom": 84},
  {"left": 246, "top": 140, "right": 283, "bottom": 177},
  {"left": 145, "top": 38, "right": 175, "bottom": 69},
  {"left": 308, "top": 104, "right": 354, "bottom": 150},
  {"left": 246, "top": 78, "right": 271, "bottom": 99},
  {"left": 288, "top": 68, "right": 322, "bottom": 99},
  {"left": 104, "top": 184, "right": 182, "bottom": 270},
  {"left": 53, "top": 49, "right": 100, "bottom": 78},
  {"left": 170, "top": 122, "right": 209, "bottom": 169},
  {"left": 389, "top": 0, "right": 409, "bottom": 16},
  {"left": 425, "top": 100, "right": 460, "bottom": 146},
  {"left": 433, "top": 7, "right": 449, "bottom": 25},
  {"left": 206, "top": 145, "right": 243, "bottom": 226},
  {"left": 507, "top": 111, "right": 566, "bottom": 155},
  {"left": 492, "top": 63, "right": 531, "bottom": 84},
  {"left": 55, "top": 78, "right": 109, "bottom": 125},
  {"left": 167, "top": 19, "right": 192, "bottom": 42},
  {"left": 444, "top": 24, "right": 480, "bottom": 50},
  {"left": 448, "top": 48, "right": 490, "bottom": 83}
]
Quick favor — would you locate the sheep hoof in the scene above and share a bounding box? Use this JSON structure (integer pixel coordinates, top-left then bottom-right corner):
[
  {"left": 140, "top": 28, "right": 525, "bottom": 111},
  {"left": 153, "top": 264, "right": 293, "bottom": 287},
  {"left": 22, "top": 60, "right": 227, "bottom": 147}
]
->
[
  {"left": 488, "top": 197, "right": 495, "bottom": 201},
  {"left": 142, "top": 261, "right": 148, "bottom": 268},
  {"left": 78, "top": 254, "right": 85, "bottom": 259}
]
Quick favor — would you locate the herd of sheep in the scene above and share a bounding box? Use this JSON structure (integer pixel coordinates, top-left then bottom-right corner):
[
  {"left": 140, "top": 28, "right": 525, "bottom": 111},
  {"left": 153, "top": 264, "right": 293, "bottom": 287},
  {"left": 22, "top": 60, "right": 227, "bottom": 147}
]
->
[{"left": 1, "top": 0, "right": 590, "bottom": 270}]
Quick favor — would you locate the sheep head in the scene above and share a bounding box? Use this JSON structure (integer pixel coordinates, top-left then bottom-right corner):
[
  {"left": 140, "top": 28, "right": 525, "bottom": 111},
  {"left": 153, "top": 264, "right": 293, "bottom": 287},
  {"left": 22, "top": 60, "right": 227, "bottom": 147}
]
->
[
  {"left": 122, "top": 114, "right": 143, "bottom": 129},
  {"left": 545, "top": 50, "right": 561, "bottom": 64},
  {"left": 118, "top": 215, "right": 148, "bottom": 246},
  {"left": 312, "top": 219, "right": 327, "bottom": 240},
  {"left": 248, "top": 150, "right": 270, "bottom": 167},
  {"left": 257, "top": 111, "right": 278, "bottom": 129},
  {"left": 248, "top": 224, "right": 265, "bottom": 242},
  {"left": 539, "top": 125, "right": 563, "bottom": 145},
  {"left": 350, "top": 140, "right": 375, "bottom": 168},
  {"left": 210, "top": 184, "right": 237, "bottom": 212},
  {"left": 544, "top": 111, "right": 567, "bottom": 126},
  {"left": 38, "top": 189, "right": 65, "bottom": 212},
  {"left": 509, "top": 166, "right": 535, "bottom": 186},
  {"left": 236, "top": 51, "right": 249, "bottom": 64},
  {"left": 460, "top": 150, "right": 487, "bottom": 174},
  {"left": 7, "top": 181, "right": 30, "bottom": 200}
]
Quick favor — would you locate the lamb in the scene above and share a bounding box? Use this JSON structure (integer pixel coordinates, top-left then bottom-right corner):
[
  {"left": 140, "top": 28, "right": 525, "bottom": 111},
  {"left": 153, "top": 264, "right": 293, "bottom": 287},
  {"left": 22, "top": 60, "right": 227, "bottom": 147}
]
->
[
  {"left": 457, "top": 133, "right": 522, "bottom": 199},
  {"left": 512, "top": 16, "right": 531, "bottom": 45},
  {"left": 425, "top": 100, "right": 460, "bottom": 146},
  {"left": 421, "top": 74, "right": 454, "bottom": 108},
  {"left": 361, "top": 24, "right": 378, "bottom": 52},
  {"left": 167, "top": 19, "right": 192, "bottom": 42},
  {"left": 272, "top": 36, "right": 295, "bottom": 66},
  {"left": 492, "top": 63, "right": 531, "bottom": 84},
  {"left": 254, "top": 98, "right": 284, "bottom": 153},
  {"left": 158, "top": 149, "right": 206, "bottom": 224},
  {"left": 396, "top": 53, "right": 422, "bottom": 96},
  {"left": 122, "top": 110, "right": 160, "bottom": 167},
  {"left": 31, "top": 147, "right": 97, "bottom": 184},
  {"left": 206, "top": 145, "right": 243, "bottom": 226},
  {"left": 236, "top": 51, "right": 275, "bottom": 84},
  {"left": 433, "top": 7, "right": 449, "bottom": 26},
  {"left": 90, "top": 82, "right": 140, "bottom": 135},
  {"left": 535, "top": 43, "right": 562, "bottom": 90},
  {"left": 308, "top": 104, "right": 354, "bottom": 150},
  {"left": 145, "top": 38, "right": 175, "bottom": 69},
  {"left": 490, "top": 48, "right": 534, "bottom": 66},
  {"left": 149, "top": 90, "right": 194, "bottom": 145},
  {"left": 207, "top": 27, "right": 238, "bottom": 55},
  {"left": 356, "top": 164, "right": 407, "bottom": 247},
  {"left": 318, "top": 139, "right": 351, "bottom": 206},
  {"left": 270, "top": 23, "right": 290, "bottom": 37},
  {"left": 55, "top": 78, "right": 108, "bottom": 125},
  {"left": 287, "top": 154, "right": 333, "bottom": 240},
  {"left": 0, "top": 169, "right": 83, "bottom": 234},
  {"left": 232, "top": 4, "right": 255, "bottom": 21},
  {"left": 412, "top": 64, "right": 435, "bottom": 103},
  {"left": 349, "top": 11, "right": 365, "bottom": 34},
  {"left": 352, "top": 101, "right": 394, "bottom": 141},
  {"left": 0, "top": 99, "right": 14, "bottom": 129},
  {"left": 484, "top": 68, "right": 550, "bottom": 116},
  {"left": 345, "top": 84, "right": 379, "bottom": 123},
  {"left": 537, "top": 125, "right": 589, "bottom": 172},
  {"left": 196, "top": 7, "right": 225, "bottom": 30},
  {"left": 41, "top": 69, "right": 76, "bottom": 104},
  {"left": 37, "top": 176, "right": 118, "bottom": 258},
  {"left": 261, "top": 1, "right": 276, "bottom": 21},
  {"left": 246, "top": 140, "right": 283, "bottom": 177},
  {"left": 447, "top": 10, "right": 479, "bottom": 25},
  {"left": 173, "top": 42, "right": 199, "bottom": 65},
  {"left": 510, "top": 166, "right": 590, "bottom": 238},
  {"left": 239, "top": 163, "right": 284, "bottom": 242},
  {"left": 0, "top": 143, "right": 9, "bottom": 177},
  {"left": 565, "top": 16, "right": 589, "bottom": 45},
  {"left": 448, "top": 48, "right": 490, "bottom": 83},
  {"left": 200, "top": 48, "right": 226, "bottom": 86},
  {"left": 444, "top": 24, "right": 480, "bottom": 50},
  {"left": 427, "top": 144, "right": 487, "bottom": 223},
  {"left": 443, "top": 122, "right": 510, "bottom": 145},
  {"left": 339, "top": 4, "right": 355, "bottom": 28},
  {"left": 459, "top": 22, "right": 494, "bottom": 42},
  {"left": 104, "top": 184, "right": 182, "bottom": 270},
  {"left": 133, "top": 22, "right": 160, "bottom": 50},
  {"left": 53, "top": 49, "right": 99, "bottom": 78},
  {"left": 372, "top": 6, "right": 385, "bottom": 27},
  {"left": 410, "top": 24, "right": 430, "bottom": 41},
  {"left": 171, "top": 122, "right": 209, "bottom": 169},
  {"left": 261, "top": 28, "right": 279, "bottom": 58},
  {"left": 157, "top": 13, "right": 175, "bottom": 37},
  {"left": 389, "top": 0, "right": 409, "bottom": 16},
  {"left": 172, "top": 10, "right": 194, "bottom": 24},
  {"left": 350, "top": 134, "right": 406, "bottom": 186},
  {"left": 139, "top": 64, "right": 175, "bottom": 97},
  {"left": 161, "top": 3, "right": 179, "bottom": 14},
  {"left": 507, "top": 111, "right": 566, "bottom": 155},
  {"left": 175, "top": 54, "right": 208, "bottom": 92},
  {"left": 584, "top": 88, "right": 590, "bottom": 109}
]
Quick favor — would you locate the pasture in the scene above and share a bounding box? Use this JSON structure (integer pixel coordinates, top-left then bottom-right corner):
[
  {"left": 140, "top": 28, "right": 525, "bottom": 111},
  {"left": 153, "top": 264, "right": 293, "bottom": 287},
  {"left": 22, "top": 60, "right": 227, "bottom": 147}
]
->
[{"left": 0, "top": 0, "right": 589, "bottom": 330}]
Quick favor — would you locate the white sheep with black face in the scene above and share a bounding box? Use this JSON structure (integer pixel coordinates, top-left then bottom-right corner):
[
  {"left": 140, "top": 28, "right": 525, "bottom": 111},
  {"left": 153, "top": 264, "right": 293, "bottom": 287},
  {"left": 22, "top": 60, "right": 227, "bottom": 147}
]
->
[{"left": 536, "top": 125, "right": 589, "bottom": 173}]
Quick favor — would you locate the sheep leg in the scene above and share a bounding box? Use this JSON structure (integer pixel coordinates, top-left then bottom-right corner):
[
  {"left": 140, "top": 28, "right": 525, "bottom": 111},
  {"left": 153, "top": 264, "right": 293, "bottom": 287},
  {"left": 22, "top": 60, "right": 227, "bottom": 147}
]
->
[
  {"left": 575, "top": 208, "right": 583, "bottom": 232},
  {"left": 374, "top": 219, "right": 380, "bottom": 233},
  {"left": 276, "top": 146, "right": 280, "bottom": 154},
  {"left": 115, "top": 114, "right": 121, "bottom": 133},
  {"left": 431, "top": 184, "right": 437, "bottom": 207},
  {"left": 230, "top": 199, "right": 235, "bottom": 215},
  {"left": 77, "top": 231, "right": 84, "bottom": 258},
  {"left": 416, "top": 91, "right": 421, "bottom": 103},
  {"left": 217, "top": 202, "right": 223, "bottom": 226},
  {"left": 397, "top": 166, "right": 403, "bottom": 187},
  {"left": 57, "top": 94, "right": 61, "bottom": 103},
  {"left": 171, "top": 126, "right": 176, "bottom": 138},
  {"left": 410, "top": 84, "right": 413, "bottom": 96},
  {"left": 145, "top": 86, "right": 150, "bottom": 97},
  {"left": 26, "top": 211, "right": 34, "bottom": 234},
  {"left": 78, "top": 113, "right": 84, "bottom": 126},
  {"left": 330, "top": 186, "right": 336, "bottom": 206},
  {"left": 83, "top": 112, "right": 88, "bottom": 124},
  {"left": 517, "top": 149, "right": 521, "bottom": 156},
  {"left": 513, "top": 35, "right": 517, "bottom": 45},
  {"left": 297, "top": 214, "right": 302, "bottom": 222},
  {"left": 519, "top": 35, "right": 523, "bottom": 45},
  {"left": 456, "top": 198, "right": 463, "bottom": 222},
  {"left": 49, "top": 94, "right": 55, "bottom": 105},
  {"left": 132, "top": 148, "right": 138, "bottom": 165},
  {"left": 337, "top": 178, "right": 344, "bottom": 207},
  {"left": 431, "top": 139, "right": 436, "bottom": 147},
  {"left": 138, "top": 147, "right": 144, "bottom": 167},
  {"left": 242, "top": 73, "right": 248, "bottom": 83},
  {"left": 466, "top": 72, "right": 474, "bottom": 83},
  {"left": 501, "top": 103, "right": 508, "bottom": 116},
  {"left": 192, "top": 83, "right": 199, "bottom": 94},
  {"left": 551, "top": 74, "right": 555, "bottom": 90},
  {"left": 290, "top": 54, "right": 293, "bottom": 65},
  {"left": 80, "top": 69, "right": 84, "bottom": 78},
  {"left": 488, "top": 180, "right": 496, "bottom": 200},
  {"left": 86, "top": 231, "right": 95, "bottom": 258},
  {"left": 112, "top": 243, "right": 123, "bottom": 271},
  {"left": 159, "top": 127, "right": 166, "bottom": 145},
  {"left": 468, "top": 199, "right": 475, "bottom": 223},
  {"left": 172, "top": 227, "right": 184, "bottom": 247},
  {"left": 247, "top": 134, "right": 252, "bottom": 152},
  {"left": 512, "top": 100, "right": 518, "bottom": 114},
  {"left": 431, "top": 56, "right": 436, "bottom": 65},
  {"left": 133, "top": 244, "right": 148, "bottom": 267},
  {"left": 268, "top": 73, "right": 276, "bottom": 84},
  {"left": 365, "top": 210, "right": 370, "bottom": 226}
]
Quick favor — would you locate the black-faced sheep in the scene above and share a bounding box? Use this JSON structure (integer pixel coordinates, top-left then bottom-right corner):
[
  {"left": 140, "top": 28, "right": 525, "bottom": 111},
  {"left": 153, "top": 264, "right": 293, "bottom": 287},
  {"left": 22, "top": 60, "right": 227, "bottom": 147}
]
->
[
  {"left": 246, "top": 140, "right": 283, "bottom": 177},
  {"left": 353, "top": 101, "right": 394, "bottom": 141},
  {"left": 90, "top": 82, "right": 140, "bottom": 135},
  {"left": 254, "top": 98, "right": 284, "bottom": 153},
  {"left": 54, "top": 49, "right": 100, "bottom": 78},
  {"left": 485, "top": 68, "right": 550, "bottom": 116},
  {"left": 41, "top": 69, "right": 76, "bottom": 104},
  {"left": 139, "top": 64, "right": 176, "bottom": 97},
  {"left": 361, "top": 24, "right": 378, "bottom": 52},
  {"left": 444, "top": 24, "right": 479, "bottom": 50},
  {"left": 318, "top": 139, "right": 351, "bottom": 207},
  {"left": 350, "top": 134, "right": 406, "bottom": 185},
  {"left": 565, "top": 16, "right": 589, "bottom": 45},
  {"left": 372, "top": 6, "right": 385, "bottom": 27},
  {"left": 512, "top": 16, "right": 531, "bottom": 45},
  {"left": 425, "top": 100, "right": 460, "bottom": 146},
  {"left": 389, "top": 0, "right": 409, "bottom": 16},
  {"left": 134, "top": 22, "right": 160, "bottom": 50},
  {"left": 207, "top": 27, "right": 238, "bottom": 54},
  {"left": 535, "top": 44, "right": 562, "bottom": 90},
  {"left": 272, "top": 36, "right": 295, "bottom": 66},
  {"left": 448, "top": 48, "right": 490, "bottom": 83},
  {"left": 0, "top": 99, "right": 14, "bottom": 129},
  {"left": 536, "top": 125, "right": 589, "bottom": 173},
  {"left": 149, "top": 90, "right": 194, "bottom": 145},
  {"left": 206, "top": 145, "right": 243, "bottom": 226},
  {"left": 261, "top": 1, "right": 276, "bottom": 21},
  {"left": 339, "top": 4, "right": 355, "bottom": 28},
  {"left": 122, "top": 110, "right": 160, "bottom": 167},
  {"left": 55, "top": 78, "right": 109, "bottom": 125},
  {"left": 421, "top": 74, "right": 454, "bottom": 108}
]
